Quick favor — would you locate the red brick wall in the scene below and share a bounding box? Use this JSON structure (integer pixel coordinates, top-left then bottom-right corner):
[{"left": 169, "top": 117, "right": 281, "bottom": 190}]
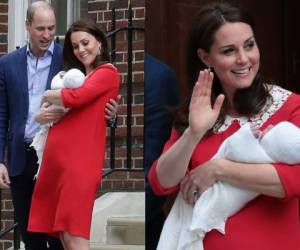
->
[
  {"left": 0, "top": 2, "right": 12, "bottom": 249},
  {"left": 90, "top": 0, "right": 145, "bottom": 192},
  {"left": 0, "top": 189, "right": 14, "bottom": 250},
  {"left": 0, "top": 0, "right": 7, "bottom": 55}
]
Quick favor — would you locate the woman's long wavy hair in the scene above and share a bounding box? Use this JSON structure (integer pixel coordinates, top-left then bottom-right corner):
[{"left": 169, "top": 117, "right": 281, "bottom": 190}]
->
[
  {"left": 174, "top": 2, "right": 270, "bottom": 134},
  {"left": 63, "top": 20, "right": 109, "bottom": 74}
]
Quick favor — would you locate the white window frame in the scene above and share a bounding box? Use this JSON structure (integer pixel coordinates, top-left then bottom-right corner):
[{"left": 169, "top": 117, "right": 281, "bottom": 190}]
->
[
  {"left": 8, "top": 0, "right": 84, "bottom": 52},
  {"left": 8, "top": 0, "right": 28, "bottom": 52}
]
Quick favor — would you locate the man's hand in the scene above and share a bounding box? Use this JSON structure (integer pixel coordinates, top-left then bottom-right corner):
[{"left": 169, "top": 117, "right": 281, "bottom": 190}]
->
[
  {"left": 105, "top": 95, "right": 121, "bottom": 122},
  {"left": 35, "top": 102, "right": 66, "bottom": 125},
  {"left": 0, "top": 163, "right": 10, "bottom": 189}
]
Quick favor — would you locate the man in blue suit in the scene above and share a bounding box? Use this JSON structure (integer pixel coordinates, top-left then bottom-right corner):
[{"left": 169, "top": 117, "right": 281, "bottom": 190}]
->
[
  {"left": 144, "top": 53, "right": 180, "bottom": 250},
  {"left": 0, "top": 1, "right": 118, "bottom": 249},
  {"left": 0, "top": 2, "right": 64, "bottom": 249}
]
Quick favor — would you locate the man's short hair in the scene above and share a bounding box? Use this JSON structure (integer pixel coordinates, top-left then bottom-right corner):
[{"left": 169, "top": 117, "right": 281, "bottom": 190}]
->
[{"left": 26, "top": 1, "right": 54, "bottom": 23}]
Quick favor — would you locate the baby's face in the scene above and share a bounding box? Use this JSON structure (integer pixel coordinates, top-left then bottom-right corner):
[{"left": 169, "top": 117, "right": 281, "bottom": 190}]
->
[
  {"left": 250, "top": 123, "right": 261, "bottom": 139},
  {"left": 250, "top": 123, "right": 274, "bottom": 142}
]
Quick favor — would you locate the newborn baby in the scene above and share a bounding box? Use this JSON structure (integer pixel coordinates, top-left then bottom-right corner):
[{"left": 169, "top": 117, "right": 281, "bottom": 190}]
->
[
  {"left": 157, "top": 121, "right": 300, "bottom": 250},
  {"left": 31, "top": 69, "right": 85, "bottom": 178}
]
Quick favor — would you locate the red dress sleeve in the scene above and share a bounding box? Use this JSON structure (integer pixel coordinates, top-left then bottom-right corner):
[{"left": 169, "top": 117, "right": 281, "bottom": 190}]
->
[
  {"left": 61, "top": 65, "right": 120, "bottom": 108},
  {"left": 272, "top": 93, "right": 300, "bottom": 200},
  {"left": 148, "top": 128, "right": 189, "bottom": 195}
]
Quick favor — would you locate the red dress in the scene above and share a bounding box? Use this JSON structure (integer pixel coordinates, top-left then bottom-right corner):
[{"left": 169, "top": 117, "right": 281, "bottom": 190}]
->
[
  {"left": 149, "top": 86, "right": 300, "bottom": 250},
  {"left": 28, "top": 64, "right": 120, "bottom": 239}
]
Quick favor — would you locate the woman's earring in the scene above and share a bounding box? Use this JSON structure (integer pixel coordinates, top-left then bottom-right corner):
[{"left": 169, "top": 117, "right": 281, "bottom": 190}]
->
[
  {"left": 97, "top": 45, "right": 102, "bottom": 56},
  {"left": 208, "top": 66, "right": 212, "bottom": 72}
]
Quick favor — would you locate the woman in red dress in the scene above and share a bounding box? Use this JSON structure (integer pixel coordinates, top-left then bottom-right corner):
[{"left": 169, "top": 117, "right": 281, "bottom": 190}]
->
[
  {"left": 148, "top": 2, "right": 300, "bottom": 250},
  {"left": 28, "top": 20, "right": 120, "bottom": 250}
]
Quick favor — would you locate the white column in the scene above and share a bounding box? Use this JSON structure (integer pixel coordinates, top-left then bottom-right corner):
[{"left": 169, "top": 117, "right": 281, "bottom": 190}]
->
[{"left": 8, "top": 0, "right": 28, "bottom": 52}]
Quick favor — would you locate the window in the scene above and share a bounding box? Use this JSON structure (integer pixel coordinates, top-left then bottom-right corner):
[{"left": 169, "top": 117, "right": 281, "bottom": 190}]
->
[
  {"left": 8, "top": 0, "right": 88, "bottom": 51},
  {"left": 51, "top": 0, "right": 68, "bottom": 37},
  {"left": 51, "top": 0, "right": 88, "bottom": 44}
]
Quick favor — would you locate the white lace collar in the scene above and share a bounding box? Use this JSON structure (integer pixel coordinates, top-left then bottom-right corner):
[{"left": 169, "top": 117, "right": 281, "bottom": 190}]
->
[{"left": 212, "top": 85, "right": 292, "bottom": 133}]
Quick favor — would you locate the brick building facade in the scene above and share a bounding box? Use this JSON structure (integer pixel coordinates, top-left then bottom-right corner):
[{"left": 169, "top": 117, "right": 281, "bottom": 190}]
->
[{"left": 0, "top": 0, "right": 145, "bottom": 248}]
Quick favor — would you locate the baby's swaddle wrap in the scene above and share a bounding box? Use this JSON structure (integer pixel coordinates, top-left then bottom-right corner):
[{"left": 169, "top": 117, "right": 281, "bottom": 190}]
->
[
  {"left": 157, "top": 121, "right": 300, "bottom": 250},
  {"left": 31, "top": 69, "right": 85, "bottom": 178}
]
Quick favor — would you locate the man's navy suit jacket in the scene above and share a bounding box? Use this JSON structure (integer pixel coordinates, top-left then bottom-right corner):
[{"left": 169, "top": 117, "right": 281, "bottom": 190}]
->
[
  {"left": 0, "top": 43, "right": 63, "bottom": 176},
  {"left": 144, "top": 54, "right": 180, "bottom": 177}
]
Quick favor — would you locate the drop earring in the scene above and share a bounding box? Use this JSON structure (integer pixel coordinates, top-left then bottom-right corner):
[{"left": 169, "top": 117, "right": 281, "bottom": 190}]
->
[{"left": 97, "top": 44, "right": 102, "bottom": 56}]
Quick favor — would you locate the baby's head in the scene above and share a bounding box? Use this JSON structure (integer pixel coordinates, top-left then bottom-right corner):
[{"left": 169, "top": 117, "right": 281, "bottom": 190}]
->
[
  {"left": 51, "top": 68, "right": 85, "bottom": 89},
  {"left": 260, "top": 121, "right": 300, "bottom": 164},
  {"left": 62, "top": 68, "right": 85, "bottom": 88}
]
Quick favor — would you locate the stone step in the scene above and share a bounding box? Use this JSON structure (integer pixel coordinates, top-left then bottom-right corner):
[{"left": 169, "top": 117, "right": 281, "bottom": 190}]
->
[
  {"left": 106, "top": 216, "right": 145, "bottom": 245},
  {"left": 6, "top": 241, "right": 25, "bottom": 250},
  {"left": 90, "top": 244, "right": 145, "bottom": 250},
  {"left": 8, "top": 242, "right": 145, "bottom": 250},
  {"left": 90, "top": 192, "right": 145, "bottom": 246}
]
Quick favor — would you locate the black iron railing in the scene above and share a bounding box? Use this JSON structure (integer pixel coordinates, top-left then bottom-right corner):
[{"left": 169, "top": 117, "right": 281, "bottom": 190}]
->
[{"left": 103, "top": 4, "right": 144, "bottom": 177}]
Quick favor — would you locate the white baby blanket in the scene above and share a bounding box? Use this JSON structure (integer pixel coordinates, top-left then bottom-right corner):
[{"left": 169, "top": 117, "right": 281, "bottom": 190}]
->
[
  {"left": 31, "top": 69, "right": 85, "bottom": 178},
  {"left": 157, "top": 121, "right": 300, "bottom": 250}
]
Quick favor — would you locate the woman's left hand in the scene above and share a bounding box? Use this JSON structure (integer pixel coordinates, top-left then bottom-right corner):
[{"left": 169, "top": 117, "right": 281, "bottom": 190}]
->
[{"left": 180, "top": 159, "right": 221, "bottom": 205}]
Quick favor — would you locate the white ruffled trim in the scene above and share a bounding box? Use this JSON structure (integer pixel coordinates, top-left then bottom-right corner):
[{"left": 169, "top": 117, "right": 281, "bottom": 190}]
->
[{"left": 213, "top": 85, "right": 292, "bottom": 133}]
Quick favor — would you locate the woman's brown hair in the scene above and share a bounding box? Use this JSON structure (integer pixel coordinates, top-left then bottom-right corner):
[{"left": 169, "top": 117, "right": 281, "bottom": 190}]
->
[
  {"left": 174, "top": 2, "right": 270, "bottom": 134},
  {"left": 63, "top": 20, "right": 109, "bottom": 74}
]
